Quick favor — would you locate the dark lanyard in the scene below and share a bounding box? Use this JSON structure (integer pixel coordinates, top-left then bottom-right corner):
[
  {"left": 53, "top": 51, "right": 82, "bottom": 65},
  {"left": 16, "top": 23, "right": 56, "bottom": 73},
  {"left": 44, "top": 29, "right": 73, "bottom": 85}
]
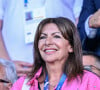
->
[{"left": 44, "top": 73, "right": 67, "bottom": 90}]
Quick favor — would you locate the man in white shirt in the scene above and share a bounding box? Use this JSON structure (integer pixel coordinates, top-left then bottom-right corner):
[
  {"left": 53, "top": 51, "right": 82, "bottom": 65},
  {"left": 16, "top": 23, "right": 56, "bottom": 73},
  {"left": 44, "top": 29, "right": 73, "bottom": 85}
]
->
[{"left": 0, "top": 0, "right": 76, "bottom": 77}]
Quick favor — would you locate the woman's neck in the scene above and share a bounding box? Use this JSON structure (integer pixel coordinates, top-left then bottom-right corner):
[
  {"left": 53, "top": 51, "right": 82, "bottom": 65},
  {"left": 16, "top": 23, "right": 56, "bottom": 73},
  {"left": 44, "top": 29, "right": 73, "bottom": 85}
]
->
[{"left": 46, "top": 62, "right": 64, "bottom": 85}]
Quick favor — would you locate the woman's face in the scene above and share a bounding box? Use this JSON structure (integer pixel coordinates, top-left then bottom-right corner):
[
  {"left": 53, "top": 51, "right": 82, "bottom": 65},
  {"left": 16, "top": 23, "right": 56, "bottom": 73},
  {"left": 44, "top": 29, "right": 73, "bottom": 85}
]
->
[{"left": 38, "top": 23, "right": 73, "bottom": 63}]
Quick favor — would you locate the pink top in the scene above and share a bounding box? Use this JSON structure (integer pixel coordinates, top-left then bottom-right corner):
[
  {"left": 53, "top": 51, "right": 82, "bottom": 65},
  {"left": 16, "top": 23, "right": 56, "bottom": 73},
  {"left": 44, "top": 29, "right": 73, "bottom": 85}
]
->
[{"left": 11, "top": 67, "right": 100, "bottom": 90}]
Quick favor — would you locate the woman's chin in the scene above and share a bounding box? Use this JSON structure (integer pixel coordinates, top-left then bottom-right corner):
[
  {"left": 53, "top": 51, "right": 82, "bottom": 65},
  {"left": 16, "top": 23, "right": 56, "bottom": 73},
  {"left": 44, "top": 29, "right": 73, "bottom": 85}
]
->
[{"left": 45, "top": 59, "right": 56, "bottom": 63}]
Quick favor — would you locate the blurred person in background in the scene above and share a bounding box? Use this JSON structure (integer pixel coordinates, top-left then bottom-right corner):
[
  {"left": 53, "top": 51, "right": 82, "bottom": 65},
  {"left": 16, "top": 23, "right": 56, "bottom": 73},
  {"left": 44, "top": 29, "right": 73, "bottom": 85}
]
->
[
  {"left": 73, "top": 0, "right": 83, "bottom": 25},
  {"left": 0, "top": 0, "right": 76, "bottom": 77},
  {"left": 83, "top": 51, "right": 100, "bottom": 77},
  {"left": 78, "top": 0, "right": 100, "bottom": 58},
  {"left": 0, "top": 59, "right": 17, "bottom": 90}
]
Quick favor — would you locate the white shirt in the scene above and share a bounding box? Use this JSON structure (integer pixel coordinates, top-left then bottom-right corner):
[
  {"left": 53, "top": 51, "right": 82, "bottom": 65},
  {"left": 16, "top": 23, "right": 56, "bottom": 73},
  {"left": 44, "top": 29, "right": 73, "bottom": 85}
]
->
[
  {"left": 0, "top": 0, "right": 75, "bottom": 63},
  {"left": 85, "top": 16, "right": 97, "bottom": 38},
  {"left": 73, "top": 0, "right": 83, "bottom": 18}
]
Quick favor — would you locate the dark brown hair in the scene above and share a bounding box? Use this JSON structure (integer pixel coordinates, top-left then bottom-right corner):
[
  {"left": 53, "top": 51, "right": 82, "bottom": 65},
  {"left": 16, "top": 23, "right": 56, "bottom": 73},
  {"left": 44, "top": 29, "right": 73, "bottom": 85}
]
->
[{"left": 28, "top": 17, "right": 83, "bottom": 82}]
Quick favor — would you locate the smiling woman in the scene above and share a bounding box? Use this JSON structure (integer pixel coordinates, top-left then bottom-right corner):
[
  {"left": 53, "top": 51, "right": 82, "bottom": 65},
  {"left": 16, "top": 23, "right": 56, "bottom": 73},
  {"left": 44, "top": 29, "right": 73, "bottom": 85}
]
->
[
  {"left": 38, "top": 23, "right": 73, "bottom": 63},
  {"left": 11, "top": 17, "right": 100, "bottom": 90}
]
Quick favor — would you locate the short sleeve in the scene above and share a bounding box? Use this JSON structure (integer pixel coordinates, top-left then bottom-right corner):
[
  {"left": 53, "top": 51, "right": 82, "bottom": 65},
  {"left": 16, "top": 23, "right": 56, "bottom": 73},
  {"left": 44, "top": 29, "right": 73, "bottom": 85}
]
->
[{"left": 87, "top": 73, "right": 100, "bottom": 90}]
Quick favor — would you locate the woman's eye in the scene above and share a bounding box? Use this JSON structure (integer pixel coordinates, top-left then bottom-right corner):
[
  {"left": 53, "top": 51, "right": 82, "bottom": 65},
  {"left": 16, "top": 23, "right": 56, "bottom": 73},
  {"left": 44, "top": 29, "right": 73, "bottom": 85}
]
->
[
  {"left": 54, "top": 35, "right": 61, "bottom": 38},
  {"left": 39, "top": 36, "right": 46, "bottom": 40}
]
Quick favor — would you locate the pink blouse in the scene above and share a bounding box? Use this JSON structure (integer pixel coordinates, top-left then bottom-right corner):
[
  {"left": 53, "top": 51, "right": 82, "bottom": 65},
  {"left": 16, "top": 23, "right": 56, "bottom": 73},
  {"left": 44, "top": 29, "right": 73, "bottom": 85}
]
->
[{"left": 11, "top": 67, "right": 100, "bottom": 90}]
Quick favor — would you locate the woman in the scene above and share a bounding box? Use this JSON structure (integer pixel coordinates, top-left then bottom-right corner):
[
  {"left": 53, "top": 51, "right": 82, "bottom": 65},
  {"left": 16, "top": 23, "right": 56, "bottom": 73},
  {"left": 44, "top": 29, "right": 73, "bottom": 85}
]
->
[{"left": 11, "top": 17, "right": 100, "bottom": 90}]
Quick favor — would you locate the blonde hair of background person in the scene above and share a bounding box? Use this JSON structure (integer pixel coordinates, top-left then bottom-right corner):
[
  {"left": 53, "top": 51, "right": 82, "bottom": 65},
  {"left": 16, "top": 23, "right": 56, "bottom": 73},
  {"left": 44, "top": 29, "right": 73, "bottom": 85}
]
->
[{"left": 11, "top": 17, "right": 100, "bottom": 90}]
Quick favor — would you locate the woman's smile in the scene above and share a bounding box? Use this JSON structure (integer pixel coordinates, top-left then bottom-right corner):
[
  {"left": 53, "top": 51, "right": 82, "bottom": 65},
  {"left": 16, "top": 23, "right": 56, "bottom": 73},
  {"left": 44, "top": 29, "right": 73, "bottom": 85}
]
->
[
  {"left": 44, "top": 48, "right": 57, "bottom": 55},
  {"left": 38, "top": 23, "right": 72, "bottom": 62}
]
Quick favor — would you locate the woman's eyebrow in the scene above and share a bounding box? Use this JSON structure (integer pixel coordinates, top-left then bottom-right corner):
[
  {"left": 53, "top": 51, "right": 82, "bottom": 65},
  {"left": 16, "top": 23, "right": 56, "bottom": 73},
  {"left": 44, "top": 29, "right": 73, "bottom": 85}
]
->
[
  {"left": 41, "top": 33, "right": 47, "bottom": 36},
  {"left": 41, "top": 32, "right": 61, "bottom": 35},
  {"left": 52, "top": 32, "right": 61, "bottom": 35}
]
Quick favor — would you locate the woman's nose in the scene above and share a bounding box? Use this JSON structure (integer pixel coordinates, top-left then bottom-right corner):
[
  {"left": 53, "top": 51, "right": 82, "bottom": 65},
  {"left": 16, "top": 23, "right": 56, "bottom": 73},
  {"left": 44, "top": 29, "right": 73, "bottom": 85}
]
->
[{"left": 45, "top": 37, "right": 53, "bottom": 45}]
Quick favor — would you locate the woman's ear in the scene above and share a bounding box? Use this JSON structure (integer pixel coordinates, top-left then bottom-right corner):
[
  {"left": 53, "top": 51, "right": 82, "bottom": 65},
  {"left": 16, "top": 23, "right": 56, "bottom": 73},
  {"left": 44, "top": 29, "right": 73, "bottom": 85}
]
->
[{"left": 68, "top": 46, "right": 73, "bottom": 53}]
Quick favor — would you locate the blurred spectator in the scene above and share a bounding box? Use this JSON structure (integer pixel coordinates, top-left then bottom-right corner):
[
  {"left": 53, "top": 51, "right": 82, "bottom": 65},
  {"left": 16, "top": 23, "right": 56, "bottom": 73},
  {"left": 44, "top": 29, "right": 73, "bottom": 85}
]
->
[
  {"left": 77, "top": 0, "right": 100, "bottom": 57},
  {"left": 0, "top": 0, "right": 76, "bottom": 77},
  {"left": 83, "top": 52, "right": 100, "bottom": 77},
  {"left": 73, "top": 0, "right": 83, "bottom": 25},
  {"left": 0, "top": 59, "right": 17, "bottom": 90}
]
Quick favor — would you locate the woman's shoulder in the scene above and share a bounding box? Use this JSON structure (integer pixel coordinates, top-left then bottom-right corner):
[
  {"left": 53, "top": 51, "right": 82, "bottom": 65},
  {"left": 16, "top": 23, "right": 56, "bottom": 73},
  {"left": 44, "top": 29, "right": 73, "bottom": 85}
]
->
[
  {"left": 83, "top": 70, "right": 100, "bottom": 80},
  {"left": 10, "top": 76, "right": 26, "bottom": 90},
  {"left": 82, "top": 70, "right": 100, "bottom": 89}
]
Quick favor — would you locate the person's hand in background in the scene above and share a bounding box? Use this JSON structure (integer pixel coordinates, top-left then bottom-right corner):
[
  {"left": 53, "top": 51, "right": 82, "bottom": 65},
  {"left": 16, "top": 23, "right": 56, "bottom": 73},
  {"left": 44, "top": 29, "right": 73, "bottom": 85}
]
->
[
  {"left": 89, "top": 9, "right": 100, "bottom": 28},
  {"left": 14, "top": 61, "right": 33, "bottom": 77}
]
